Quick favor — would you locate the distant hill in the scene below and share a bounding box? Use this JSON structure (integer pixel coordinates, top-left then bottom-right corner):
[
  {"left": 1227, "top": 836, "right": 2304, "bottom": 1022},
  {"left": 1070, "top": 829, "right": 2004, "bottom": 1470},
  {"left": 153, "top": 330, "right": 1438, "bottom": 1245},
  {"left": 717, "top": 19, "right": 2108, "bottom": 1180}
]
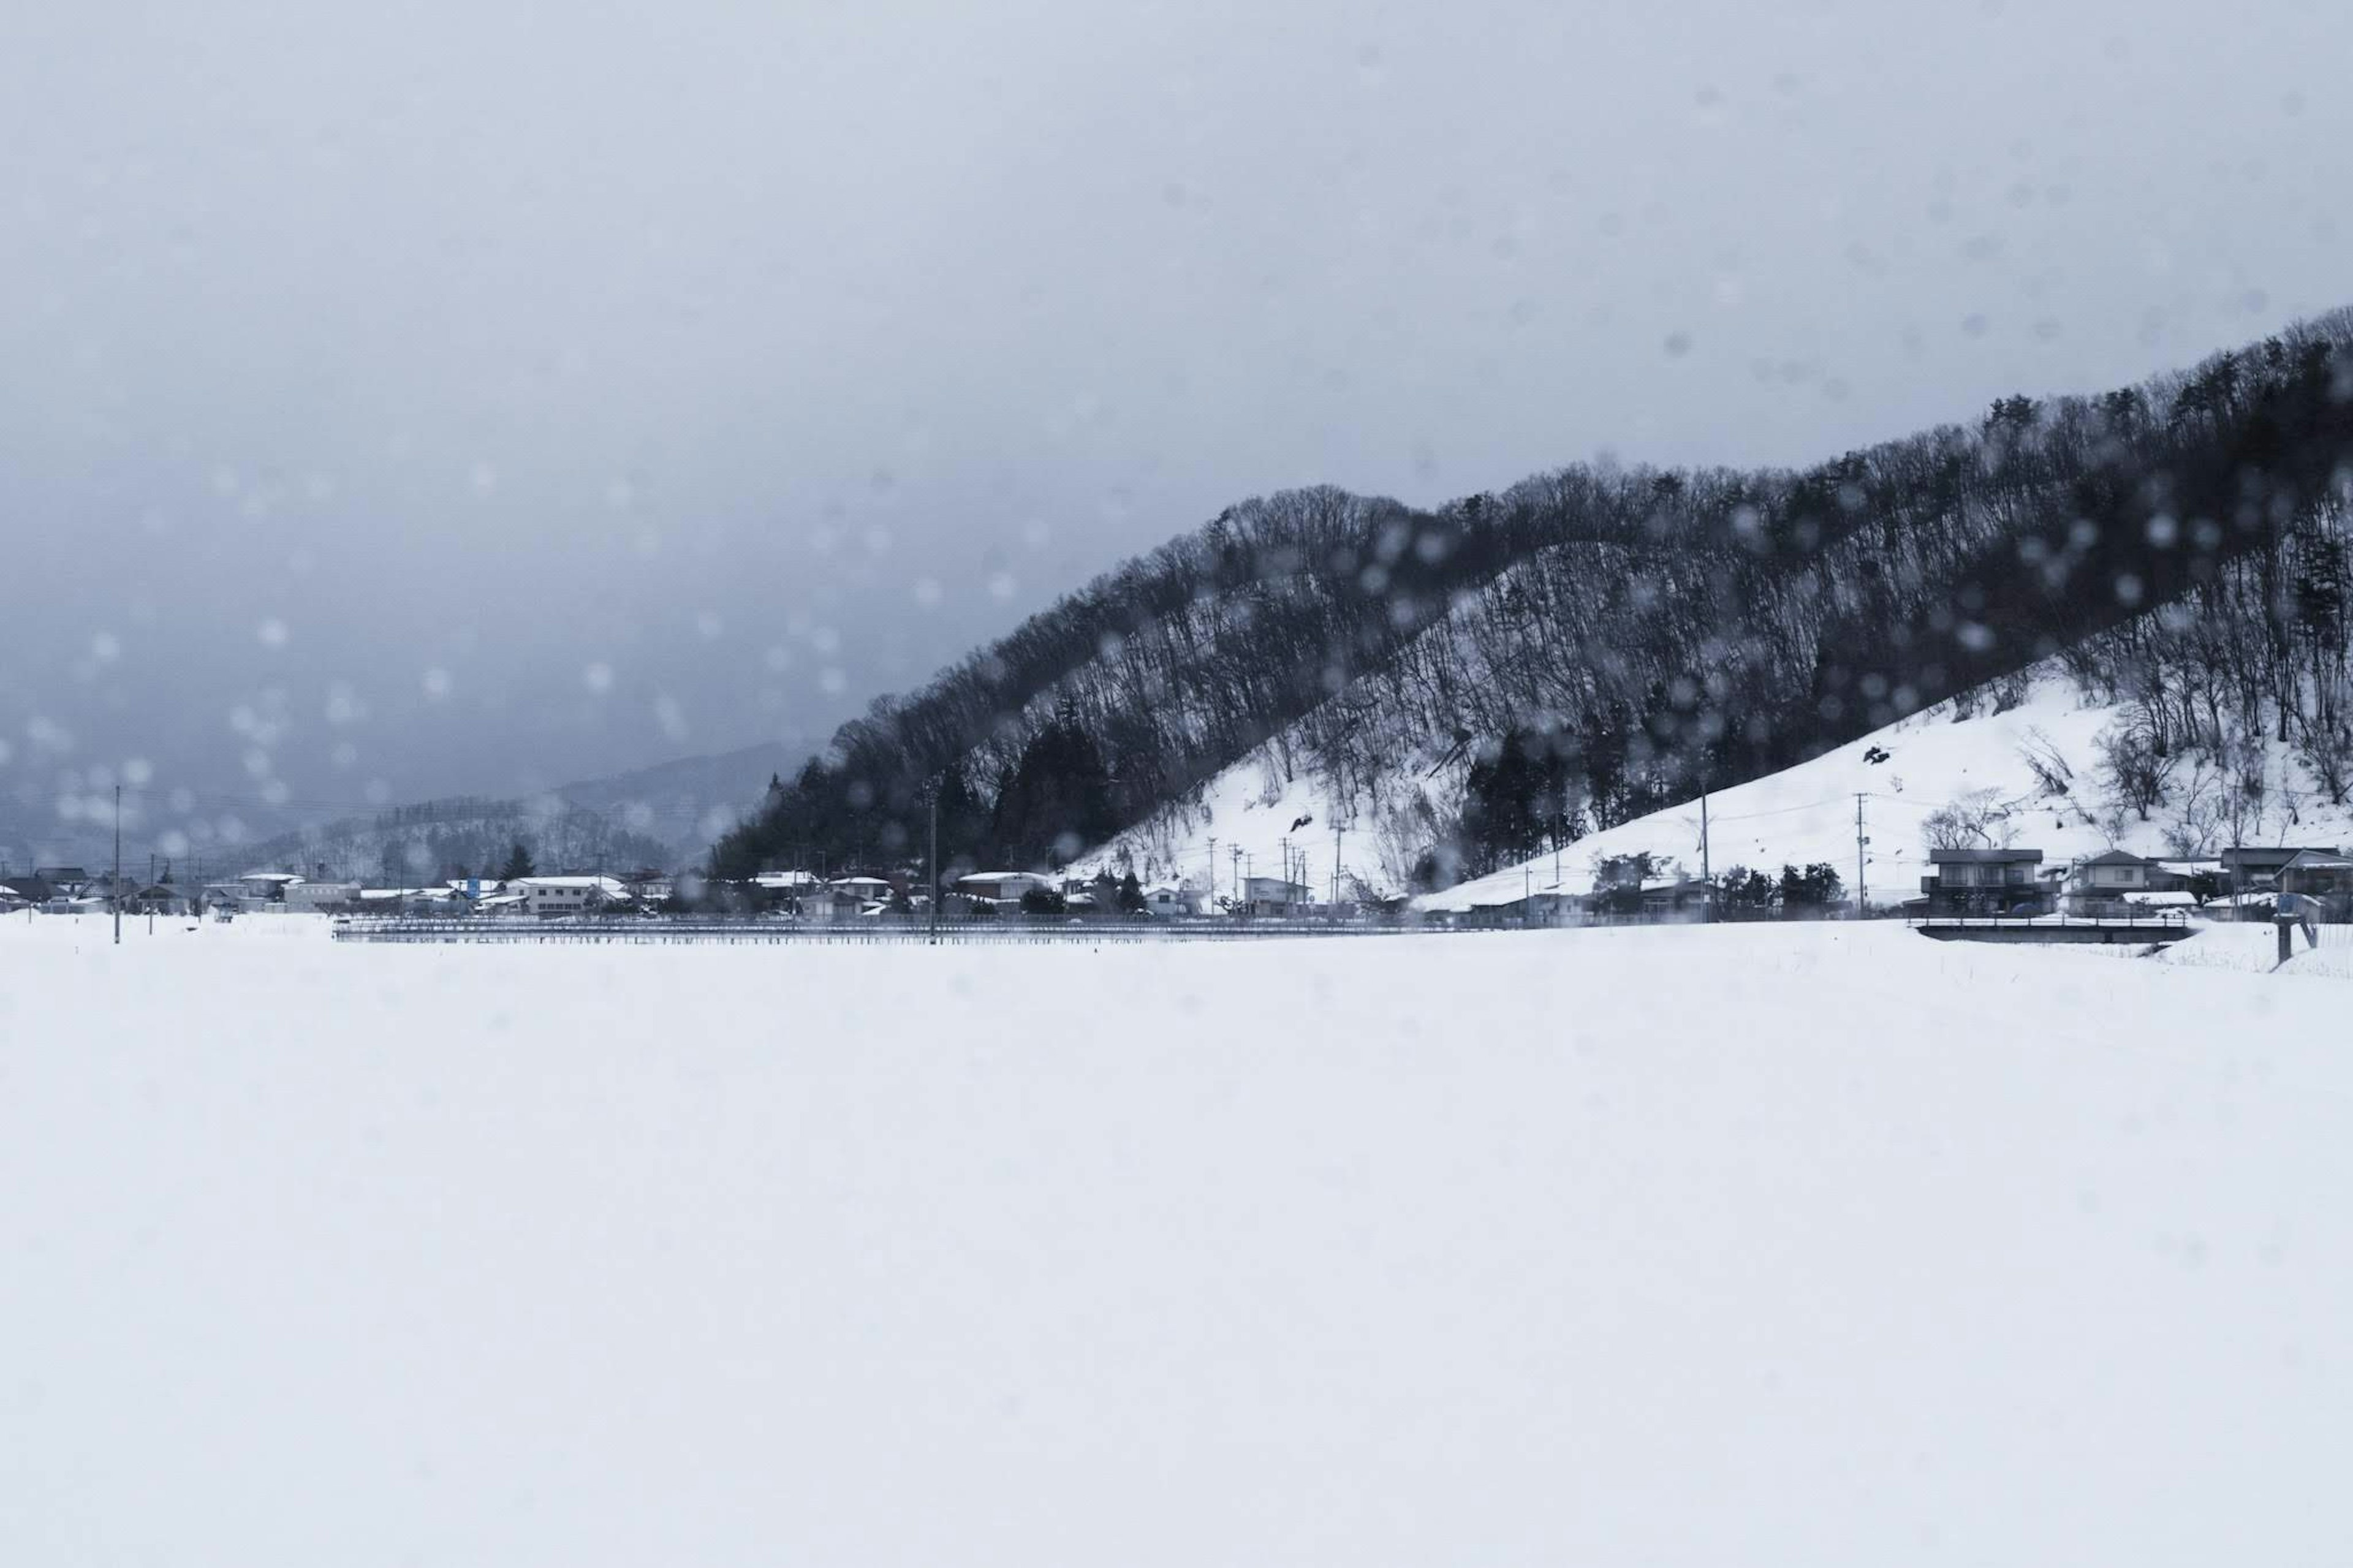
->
[
  {"left": 232, "top": 795, "right": 677, "bottom": 885},
  {"left": 715, "top": 309, "right": 2353, "bottom": 888},
  {"left": 553, "top": 739, "right": 807, "bottom": 855}
]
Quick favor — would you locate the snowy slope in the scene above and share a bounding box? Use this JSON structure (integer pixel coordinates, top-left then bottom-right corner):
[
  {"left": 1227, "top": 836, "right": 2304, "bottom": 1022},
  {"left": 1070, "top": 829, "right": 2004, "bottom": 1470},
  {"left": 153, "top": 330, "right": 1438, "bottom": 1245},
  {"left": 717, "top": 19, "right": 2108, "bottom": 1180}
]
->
[
  {"left": 4, "top": 917, "right": 2351, "bottom": 1566},
  {"left": 1067, "top": 740, "right": 1376, "bottom": 902},
  {"left": 1074, "top": 658, "right": 2353, "bottom": 912},
  {"left": 1420, "top": 665, "right": 2353, "bottom": 913}
]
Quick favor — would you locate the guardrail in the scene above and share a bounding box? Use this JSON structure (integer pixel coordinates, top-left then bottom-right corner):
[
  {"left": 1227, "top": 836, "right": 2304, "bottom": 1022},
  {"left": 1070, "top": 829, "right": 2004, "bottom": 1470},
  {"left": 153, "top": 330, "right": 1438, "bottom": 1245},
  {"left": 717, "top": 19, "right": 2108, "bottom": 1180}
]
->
[
  {"left": 1907, "top": 911, "right": 2191, "bottom": 930},
  {"left": 330, "top": 916, "right": 1460, "bottom": 945}
]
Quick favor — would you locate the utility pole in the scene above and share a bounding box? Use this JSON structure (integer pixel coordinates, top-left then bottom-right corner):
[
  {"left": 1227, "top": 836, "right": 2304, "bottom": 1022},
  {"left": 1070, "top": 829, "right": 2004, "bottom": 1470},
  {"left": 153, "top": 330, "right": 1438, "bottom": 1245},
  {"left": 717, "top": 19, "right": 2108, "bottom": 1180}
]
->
[
  {"left": 1854, "top": 793, "right": 1870, "bottom": 919},
  {"left": 1699, "top": 784, "right": 1713, "bottom": 923},
  {"left": 1207, "top": 836, "right": 1216, "bottom": 906},
  {"left": 1332, "top": 820, "right": 1342, "bottom": 914},
  {"left": 113, "top": 784, "right": 122, "bottom": 946},
  {"left": 928, "top": 782, "right": 940, "bottom": 945}
]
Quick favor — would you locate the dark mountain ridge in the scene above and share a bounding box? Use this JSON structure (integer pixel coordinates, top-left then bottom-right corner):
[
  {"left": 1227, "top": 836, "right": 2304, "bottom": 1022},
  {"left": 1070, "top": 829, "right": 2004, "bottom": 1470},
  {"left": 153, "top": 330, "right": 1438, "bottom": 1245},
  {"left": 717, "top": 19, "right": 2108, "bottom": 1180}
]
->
[{"left": 714, "top": 310, "right": 2353, "bottom": 885}]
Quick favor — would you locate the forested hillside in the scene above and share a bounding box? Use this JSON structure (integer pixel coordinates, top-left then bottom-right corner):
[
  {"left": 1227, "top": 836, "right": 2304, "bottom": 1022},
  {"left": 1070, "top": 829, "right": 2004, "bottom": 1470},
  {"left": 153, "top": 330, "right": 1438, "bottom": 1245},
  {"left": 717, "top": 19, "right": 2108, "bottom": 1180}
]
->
[
  {"left": 713, "top": 310, "right": 2353, "bottom": 887},
  {"left": 237, "top": 796, "right": 674, "bottom": 886}
]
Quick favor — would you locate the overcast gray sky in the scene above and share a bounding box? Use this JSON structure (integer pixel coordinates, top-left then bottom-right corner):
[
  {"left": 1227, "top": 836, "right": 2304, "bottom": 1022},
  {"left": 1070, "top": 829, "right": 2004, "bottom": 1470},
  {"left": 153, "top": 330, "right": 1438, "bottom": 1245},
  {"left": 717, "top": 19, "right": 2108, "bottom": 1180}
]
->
[{"left": 2, "top": 0, "right": 2346, "bottom": 832}]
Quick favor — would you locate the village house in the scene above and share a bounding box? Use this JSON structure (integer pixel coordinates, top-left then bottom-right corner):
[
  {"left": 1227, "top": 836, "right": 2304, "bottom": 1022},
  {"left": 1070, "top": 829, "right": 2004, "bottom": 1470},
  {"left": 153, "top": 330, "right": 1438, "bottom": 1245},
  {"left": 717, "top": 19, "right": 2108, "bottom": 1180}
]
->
[
  {"left": 207, "top": 871, "right": 303, "bottom": 912},
  {"left": 1465, "top": 887, "right": 1578, "bottom": 928},
  {"left": 954, "top": 870, "right": 1049, "bottom": 903},
  {"left": 359, "top": 887, "right": 466, "bottom": 915},
  {"left": 2063, "top": 849, "right": 2169, "bottom": 915},
  {"left": 1920, "top": 847, "right": 2046, "bottom": 917},
  {"left": 2220, "top": 845, "right": 2346, "bottom": 895},
  {"left": 0, "top": 873, "right": 56, "bottom": 907},
  {"left": 1238, "top": 876, "right": 1314, "bottom": 917},
  {"left": 2278, "top": 849, "right": 2353, "bottom": 918},
  {"left": 127, "top": 884, "right": 196, "bottom": 917},
  {"left": 2073, "top": 849, "right": 2157, "bottom": 893},
  {"left": 511, "top": 875, "right": 632, "bottom": 917},
  {"left": 1141, "top": 881, "right": 1199, "bottom": 918},
  {"left": 283, "top": 880, "right": 362, "bottom": 914}
]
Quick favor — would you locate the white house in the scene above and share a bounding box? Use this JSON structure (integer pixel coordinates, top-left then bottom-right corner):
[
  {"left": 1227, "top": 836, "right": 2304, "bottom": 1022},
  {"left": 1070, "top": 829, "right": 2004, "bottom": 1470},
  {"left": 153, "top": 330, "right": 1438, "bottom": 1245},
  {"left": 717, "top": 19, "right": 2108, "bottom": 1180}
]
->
[
  {"left": 283, "top": 880, "right": 361, "bottom": 913},
  {"left": 511, "top": 875, "right": 631, "bottom": 917},
  {"left": 1142, "top": 881, "right": 1199, "bottom": 918},
  {"left": 954, "top": 871, "right": 1048, "bottom": 902},
  {"left": 1239, "top": 876, "right": 1313, "bottom": 916},
  {"left": 360, "top": 887, "right": 464, "bottom": 915}
]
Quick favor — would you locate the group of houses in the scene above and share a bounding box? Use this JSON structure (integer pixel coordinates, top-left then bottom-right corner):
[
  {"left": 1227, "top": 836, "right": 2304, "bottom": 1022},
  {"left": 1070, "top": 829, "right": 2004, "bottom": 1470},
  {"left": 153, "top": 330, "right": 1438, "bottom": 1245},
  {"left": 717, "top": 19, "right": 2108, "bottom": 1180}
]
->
[
  {"left": 0, "top": 866, "right": 671, "bottom": 920},
  {"left": 1913, "top": 844, "right": 2353, "bottom": 920},
  {"left": 1, "top": 855, "right": 1339, "bottom": 924},
  {"left": 1428, "top": 839, "right": 2353, "bottom": 930},
  {"left": 740, "top": 868, "right": 1326, "bottom": 921}
]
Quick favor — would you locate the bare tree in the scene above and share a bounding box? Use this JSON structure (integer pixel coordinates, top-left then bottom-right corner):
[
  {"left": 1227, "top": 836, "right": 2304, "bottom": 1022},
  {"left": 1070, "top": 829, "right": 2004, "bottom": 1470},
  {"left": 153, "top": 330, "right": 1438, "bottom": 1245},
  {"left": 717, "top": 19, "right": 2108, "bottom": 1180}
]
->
[
  {"left": 1922, "top": 787, "right": 2013, "bottom": 850},
  {"left": 2017, "top": 726, "right": 2075, "bottom": 799},
  {"left": 2097, "top": 718, "right": 2176, "bottom": 820},
  {"left": 2161, "top": 756, "right": 2223, "bottom": 858}
]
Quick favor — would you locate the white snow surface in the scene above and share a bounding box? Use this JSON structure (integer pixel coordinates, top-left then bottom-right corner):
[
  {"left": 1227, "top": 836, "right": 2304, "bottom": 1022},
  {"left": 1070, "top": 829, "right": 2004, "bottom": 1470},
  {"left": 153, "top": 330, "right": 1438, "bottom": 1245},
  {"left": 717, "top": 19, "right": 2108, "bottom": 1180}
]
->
[
  {"left": 3, "top": 912, "right": 2348, "bottom": 1565},
  {"left": 2152, "top": 918, "right": 2353, "bottom": 979},
  {"left": 1070, "top": 740, "right": 1357, "bottom": 900},
  {"left": 1422, "top": 668, "right": 2353, "bottom": 912}
]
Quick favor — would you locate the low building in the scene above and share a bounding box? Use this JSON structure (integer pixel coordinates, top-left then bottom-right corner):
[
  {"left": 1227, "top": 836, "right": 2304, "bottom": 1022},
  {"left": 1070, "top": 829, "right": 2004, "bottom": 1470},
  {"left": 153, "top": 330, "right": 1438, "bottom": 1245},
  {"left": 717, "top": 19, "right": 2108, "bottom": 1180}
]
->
[
  {"left": 1638, "top": 877, "right": 1712, "bottom": 920},
  {"left": 2064, "top": 850, "right": 2160, "bottom": 915},
  {"left": 1920, "top": 848, "right": 2047, "bottom": 917},
  {"left": 128, "top": 884, "right": 196, "bottom": 917},
  {"left": 237, "top": 871, "right": 303, "bottom": 906},
  {"left": 1239, "top": 876, "right": 1313, "bottom": 917},
  {"left": 2221, "top": 845, "right": 2346, "bottom": 894},
  {"left": 1142, "top": 882, "right": 1199, "bottom": 918},
  {"left": 827, "top": 876, "right": 895, "bottom": 910},
  {"left": 510, "top": 875, "right": 631, "bottom": 917},
  {"left": 2150, "top": 860, "right": 2219, "bottom": 895},
  {"left": 1466, "top": 888, "right": 1578, "bottom": 928},
  {"left": 955, "top": 870, "right": 1049, "bottom": 902},
  {"left": 2279, "top": 849, "right": 2353, "bottom": 919},
  {"left": 283, "top": 881, "right": 362, "bottom": 914},
  {"left": 0, "top": 874, "right": 56, "bottom": 906},
  {"left": 359, "top": 887, "right": 466, "bottom": 915}
]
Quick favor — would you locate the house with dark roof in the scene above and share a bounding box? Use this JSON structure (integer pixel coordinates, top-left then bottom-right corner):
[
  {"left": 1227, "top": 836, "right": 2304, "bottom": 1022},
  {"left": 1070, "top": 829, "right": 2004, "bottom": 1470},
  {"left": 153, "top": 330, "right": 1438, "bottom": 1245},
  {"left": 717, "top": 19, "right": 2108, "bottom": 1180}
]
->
[
  {"left": 2219, "top": 845, "right": 2345, "bottom": 893},
  {"left": 2065, "top": 849, "right": 2164, "bottom": 914},
  {"left": 1920, "top": 847, "right": 2046, "bottom": 917},
  {"left": 0, "top": 873, "right": 56, "bottom": 906},
  {"left": 2278, "top": 849, "right": 2353, "bottom": 918}
]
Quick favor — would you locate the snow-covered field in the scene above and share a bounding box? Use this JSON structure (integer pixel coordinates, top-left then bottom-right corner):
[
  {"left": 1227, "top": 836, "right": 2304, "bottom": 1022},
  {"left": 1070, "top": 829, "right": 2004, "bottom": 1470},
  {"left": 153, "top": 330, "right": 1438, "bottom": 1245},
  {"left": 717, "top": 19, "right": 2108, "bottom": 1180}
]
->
[
  {"left": 4, "top": 914, "right": 2347, "bottom": 1566},
  {"left": 2153, "top": 918, "right": 2353, "bottom": 979}
]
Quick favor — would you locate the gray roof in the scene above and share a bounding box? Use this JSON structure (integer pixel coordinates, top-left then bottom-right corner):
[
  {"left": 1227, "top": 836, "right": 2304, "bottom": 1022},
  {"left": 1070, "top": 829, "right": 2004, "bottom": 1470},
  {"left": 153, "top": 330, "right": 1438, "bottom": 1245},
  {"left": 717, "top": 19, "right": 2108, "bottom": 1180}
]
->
[
  {"left": 2221, "top": 845, "right": 2343, "bottom": 866},
  {"left": 1928, "top": 847, "right": 2044, "bottom": 863},
  {"left": 2080, "top": 849, "right": 2154, "bottom": 866}
]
